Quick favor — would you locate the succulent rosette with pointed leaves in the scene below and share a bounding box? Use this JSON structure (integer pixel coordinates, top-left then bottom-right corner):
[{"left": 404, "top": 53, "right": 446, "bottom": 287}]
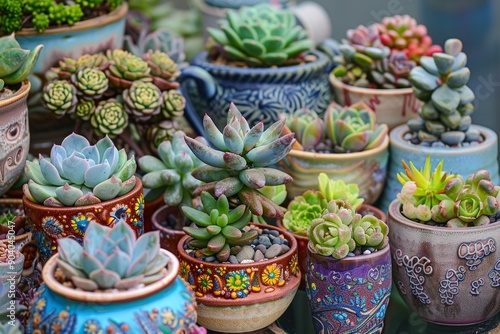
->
[
  {"left": 307, "top": 213, "right": 353, "bottom": 259},
  {"left": 282, "top": 190, "right": 328, "bottom": 236},
  {"left": 90, "top": 99, "right": 129, "bottom": 137},
  {"left": 51, "top": 53, "right": 109, "bottom": 80},
  {"left": 318, "top": 173, "right": 364, "bottom": 210},
  {"left": 42, "top": 80, "right": 78, "bottom": 117},
  {"left": 122, "top": 81, "right": 162, "bottom": 122},
  {"left": 142, "top": 49, "right": 181, "bottom": 91},
  {"left": 71, "top": 67, "right": 109, "bottom": 99},
  {"left": 147, "top": 119, "right": 181, "bottom": 150},
  {"left": 161, "top": 89, "right": 186, "bottom": 119},
  {"left": 105, "top": 49, "right": 151, "bottom": 91},
  {"left": 184, "top": 103, "right": 295, "bottom": 218},
  {"left": 22, "top": 133, "right": 137, "bottom": 207},
  {"left": 74, "top": 99, "right": 95, "bottom": 121},
  {"left": 56, "top": 220, "right": 169, "bottom": 291}
]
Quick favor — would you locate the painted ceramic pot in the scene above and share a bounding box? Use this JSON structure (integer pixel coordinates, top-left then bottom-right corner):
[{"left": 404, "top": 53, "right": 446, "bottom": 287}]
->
[
  {"left": 280, "top": 135, "right": 389, "bottom": 204},
  {"left": 306, "top": 242, "right": 392, "bottom": 334},
  {"left": 26, "top": 249, "right": 199, "bottom": 334},
  {"left": 179, "top": 50, "right": 333, "bottom": 136},
  {"left": 176, "top": 223, "right": 301, "bottom": 333},
  {"left": 330, "top": 76, "right": 421, "bottom": 130},
  {"left": 0, "top": 80, "right": 30, "bottom": 197},
  {"left": 22, "top": 177, "right": 144, "bottom": 264},
  {"left": 151, "top": 204, "right": 186, "bottom": 257},
  {"left": 277, "top": 204, "right": 386, "bottom": 290},
  {"left": 378, "top": 124, "right": 500, "bottom": 213},
  {"left": 387, "top": 199, "right": 500, "bottom": 325}
]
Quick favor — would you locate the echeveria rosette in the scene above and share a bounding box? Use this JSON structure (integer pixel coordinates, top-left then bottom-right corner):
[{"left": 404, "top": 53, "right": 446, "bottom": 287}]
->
[
  {"left": 207, "top": 4, "right": 313, "bottom": 67},
  {"left": 90, "top": 99, "right": 129, "bottom": 138},
  {"left": 352, "top": 214, "right": 388, "bottom": 249},
  {"left": 122, "top": 81, "right": 162, "bottom": 122},
  {"left": 52, "top": 53, "right": 109, "bottom": 80},
  {"left": 105, "top": 49, "right": 151, "bottom": 91},
  {"left": 370, "top": 50, "right": 416, "bottom": 89},
  {"left": 22, "top": 133, "right": 137, "bottom": 207},
  {"left": 181, "top": 192, "right": 256, "bottom": 262},
  {"left": 285, "top": 109, "right": 324, "bottom": 151},
  {"left": 142, "top": 49, "right": 181, "bottom": 91},
  {"left": 161, "top": 90, "right": 186, "bottom": 119},
  {"left": 282, "top": 190, "right": 328, "bottom": 236},
  {"left": 71, "top": 67, "right": 109, "bottom": 100},
  {"left": 56, "top": 220, "right": 169, "bottom": 291},
  {"left": 318, "top": 173, "right": 364, "bottom": 210},
  {"left": 41, "top": 80, "right": 78, "bottom": 117},
  {"left": 74, "top": 99, "right": 95, "bottom": 121},
  {"left": 307, "top": 213, "right": 353, "bottom": 259},
  {"left": 147, "top": 120, "right": 180, "bottom": 151},
  {"left": 184, "top": 103, "right": 295, "bottom": 219}
]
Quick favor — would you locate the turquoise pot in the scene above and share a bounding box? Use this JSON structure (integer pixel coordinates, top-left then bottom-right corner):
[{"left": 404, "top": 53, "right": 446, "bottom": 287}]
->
[
  {"left": 378, "top": 124, "right": 500, "bottom": 213},
  {"left": 26, "top": 250, "right": 199, "bottom": 334},
  {"left": 179, "top": 50, "right": 333, "bottom": 136}
]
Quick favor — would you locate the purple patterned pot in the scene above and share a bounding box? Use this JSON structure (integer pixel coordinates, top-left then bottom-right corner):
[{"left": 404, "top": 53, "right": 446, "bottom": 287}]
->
[{"left": 306, "top": 242, "right": 392, "bottom": 334}]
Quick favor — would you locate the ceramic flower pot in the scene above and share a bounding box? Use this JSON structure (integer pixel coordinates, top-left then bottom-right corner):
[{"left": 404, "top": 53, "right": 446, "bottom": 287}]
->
[
  {"left": 330, "top": 76, "right": 421, "bottom": 130},
  {"left": 280, "top": 135, "right": 389, "bottom": 204},
  {"left": 387, "top": 199, "right": 500, "bottom": 325},
  {"left": 151, "top": 204, "right": 186, "bottom": 257},
  {"left": 26, "top": 249, "right": 199, "bottom": 333},
  {"left": 23, "top": 177, "right": 144, "bottom": 264},
  {"left": 306, "top": 242, "right": 392, "bottom": 334},
  {"left": 0, "top": 80, "right": 30, "bottom": 197},
  {"left": 176, "top": 223, "right": 301, "bottom": 333},
  {"left": 378, "top": 124, "right": 500, "bottom": 213},
  {"left": 179, "top": 50, "right": 333, "bottom": 136},
  {"left": 143, "top": 194, "right": 164, "bottom": 233}
]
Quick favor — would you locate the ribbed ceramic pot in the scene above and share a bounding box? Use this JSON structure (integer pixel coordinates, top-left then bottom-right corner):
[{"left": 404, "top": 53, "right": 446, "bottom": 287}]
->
[
  {"left": 279, "top": 135, "right": 389, "bottom": 204},
  {"left": 387, "top": 199, "right": 500, "bottom": 325},
  {"left": 330, "top": 76, "right": 421, "bottom": 130},
  {"left": 176, "top": 223, "right": 301, "bottom": 333},
  {"left": 179, "top": 50, "right": 333, "bottom": 136},
  {"left": 26, "top": 249, "right": 199, "bottom": 333},
  {"left": 0, "top": 80, "right": 30, "bottom": 197},
  {"left": 378, "top": 124, "right": 500, "bottom": 213},
  {"left": 152, "top": 204, "right": 186, "bottom": 257},
  {"left": 23, "top": 177, "right": 144, "bottom": 264},
  {"left": 306, "top": 242, "right": 392, "bottom": 334}
]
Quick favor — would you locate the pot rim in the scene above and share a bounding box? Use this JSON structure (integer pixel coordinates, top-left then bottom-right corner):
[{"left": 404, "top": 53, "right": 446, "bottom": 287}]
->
[
  {"left": 388, "top": 199, "right": 500, "bottom": 233},
  {"left": 42, "top": 248, "right": 179, "bottom": 303},
  {"left": 306, "top": 238, "right": 390, "bottom": 261},
  {"left": 15, "top": 3, "right": 128, "bottom": 36},
  {"left": 151, "top": 204, "right": 186, "bottom": 235},
  {"left": 329, "top": 75, "right": 414, "bottom": 95},
  {"left": 0, "top": 80, "right": 30, "bottom": 107}
]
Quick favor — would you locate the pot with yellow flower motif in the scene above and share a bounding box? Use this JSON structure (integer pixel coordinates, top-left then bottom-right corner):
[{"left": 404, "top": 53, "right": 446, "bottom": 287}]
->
[{"left": 177, "top": 223, "right": 301, "bottom": 333}]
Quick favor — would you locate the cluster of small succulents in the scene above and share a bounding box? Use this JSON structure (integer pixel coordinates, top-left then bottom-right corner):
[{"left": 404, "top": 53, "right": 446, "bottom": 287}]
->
[
  {"left": 408, "top": 38, "right": 476, "bottom": 146},
  {"left": 42, "top": 49, "right": 186, "bottom": 149},
  {"left": 56, "top": 220, "right": 169, "bottom": 291},
  {"left": 23, "top": 133, "right": 137, "bottom": 207},
  {"left": 207, "top": 4, "right": 313, "bottom": 67},
  {"left": 286, "top": 102, "right": 388, "bottom": 153},
  {"left": 333, "top": 15, "right": 441, "bottom": 89},
  {"left": 0, "top": 0, "right": 124, "bottom": 34}
]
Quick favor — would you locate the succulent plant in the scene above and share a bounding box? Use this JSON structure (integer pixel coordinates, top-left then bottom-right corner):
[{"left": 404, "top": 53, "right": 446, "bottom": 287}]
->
[
  {"left": 207, "top": 4, "right": 313, "bottom": 67},
  {"left": 146, "top": 119, "right": 181, "bottom": 150},
  {"left": 318, "top": 173, "right": 364, "bottom": 210},
  {"left": 0, "top": 282, "right": 26, "bottom": 323},
  {"left": 56, "top": 220, "right": 169, "bottom": 291},
  {"left": 184, "top": 103, "right": 295, "bottom": 218},
  {"left": 138, "top": 130, "right": 206, "bottom": 207},
  {"left": 182, "top": 191, "right": 256, "bottom": 262},
  {"left": 161, "top": 89, "right": 186, "bottom": 119},
  {"left": 307, "top": 212, "right": 353, "bottom": 259},
  {"left": 142, "top": 49, "right": 181, "bottom": 91},
  {"left": 42, "top": 80, "right": 78, "bottom": 117},
  {"left": 122, "top": 81, "right": 162, "bottom": 122},
  {"left": 51, "top": 53, "right": 109, "bottom": 80},
  {"left": 23, "top": 133, "right": 137, "bottom": 207},
  {"left": 408, "top": 38, "right": 475, "bottom": 145},
  {"left": 71, "top": 67, "right": 109, "bottom": 99},
  {"left": 105, "top": 49, "right": 152, "bottom": 91},
  {"left": 282, "top": 190, "right": 328, "bottom": 236},
  {"left": 0, "top": 33, "right": 43, "bottom": 92},
  {"left": 90, "top": 99, "right": 129, "bottom": 137}
]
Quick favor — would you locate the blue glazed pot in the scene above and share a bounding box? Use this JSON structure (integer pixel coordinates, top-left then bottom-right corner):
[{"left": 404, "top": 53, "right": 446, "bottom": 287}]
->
[
  {"left": 204, "top": 0, "right": 278, "bottom": 8},
  {"left": 26, "top": 250, "right": 199, "bottom": 334},
  {"left": 179, "top": 50, "right": 333, "bottom": 136},
  {"left": 378, "top": 124, "right": 500, "bottom": 213},
  {"left": 306, "top": 243, "right": 392, "bottom": 334}
]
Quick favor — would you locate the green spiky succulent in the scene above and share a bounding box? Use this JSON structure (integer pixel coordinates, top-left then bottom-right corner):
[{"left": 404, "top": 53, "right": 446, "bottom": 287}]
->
[
  {"left": 184, "top": 103, "right": 295, "bottom": 219},
  {"left": 56, "top": 220, "right": 169, "bottom": 291},
  {"left": 207, "top": 4, "right": 313, "bottom": 67},
  {"left": 23, "top": 133, "right": 137, "bottom": 207},
  {"left": 318, "top": 173, "right": 364, "bottom": 210},
  {"left": 282, "top": 190, "right": 328, "bottom": 236},
  {"left": 182, "top": 191, "right": 256, "bottom": 262}
]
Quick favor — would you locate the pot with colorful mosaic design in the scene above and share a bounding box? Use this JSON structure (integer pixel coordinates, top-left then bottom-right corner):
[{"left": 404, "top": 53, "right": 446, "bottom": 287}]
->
[
  {"left": 22, "top": 177, "right": 144, "bottom": 265},
  {"left": 305, "top": 241, "right": 392, "bottom": 334},
  {"left": 177, "top": 223, "right": 301, "bottom": 333},
  {"left": 26, "top": 249, "right": 199, "bottom": 334},
  {"left": 387, "top": 199, "right": 500, "bottom": 326},
  {"left": 151, "top": 204, "right": 187, "bottom": 257}
]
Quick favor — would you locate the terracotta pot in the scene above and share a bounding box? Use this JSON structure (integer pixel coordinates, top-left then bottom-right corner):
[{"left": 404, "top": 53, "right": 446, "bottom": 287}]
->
[
  {"left": 177, "top": 223, "right": 301, "bottom": 333},
  {"left": 151, "top": 204, "right": 186, "bottom": 257},
  {"left": 0, "top": 80, "right": 30, "bottom": 197},
  {"left": 277, "top": 204, "right": 386, "bottom": 290},
  {"left": 280, "top": 136, "right": 389, "bottom": 204},
  {"left": 330, "top": 76, "right": 421, "bottom": 130},
  {"left": 143, "top": 194, "right": 164, "bottom": 233},
  {"left": 387, "top": 199, "right": 500, "bottom": 325},
  {"left": 26, "top": 249, "right": 199, "bottom": 333},
  {"left": 306, "top": 242, "right": 392, "bottom": 334},
  {"left": 378, "top": 124, "right": 500, "bottom": 212},
  {"left": 23, "top": 177, "right": 144, "bottom": 264}
]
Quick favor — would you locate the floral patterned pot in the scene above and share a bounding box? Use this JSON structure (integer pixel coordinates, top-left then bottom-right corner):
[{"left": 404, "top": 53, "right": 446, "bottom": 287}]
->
[
  {"left": 279, "top": 135, "right": 389, "bottom": 204},
  {"left": 179, "top": 50, "right": 333, "bottom": 136},
  {"left": 152, "top": 204, "right": 186, "bottom": 257},
  {"left": 0, "top": 80, "right": 30, "bottom": 197},
  {"left": 306, "top": 242, "right": 392, "bottom": 334},
  {"left": 177, "top": 223, "right": 301, "bottom": 333},
  {"left": 330, "top": 76, "right": 421, "bottom": 130},
  {"left": 22, "top": 177, "right": 144, "bottom": 264},
  {"left": 378, "top": 124, "right": 500, "bottom": 213},
  {"left": 387, "top": 199, "right": 500, "bottom": 325},
  {"left": 26, "top": 249, "right": 199, "bottom": 333}
]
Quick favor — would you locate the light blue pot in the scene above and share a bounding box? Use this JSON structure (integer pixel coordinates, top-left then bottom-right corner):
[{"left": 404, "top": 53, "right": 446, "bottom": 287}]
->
[
  {"left": 204, "top": 0, "right": 279, "bottom": 8},
  {"left": 378, "top": 124, "right": 500, "bottom": 213}
]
